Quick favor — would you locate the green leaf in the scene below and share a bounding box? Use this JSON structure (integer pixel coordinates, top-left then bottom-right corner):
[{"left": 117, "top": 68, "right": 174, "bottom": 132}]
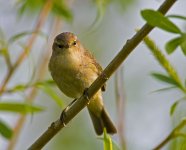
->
[
  {"left": 114, "top": 0, "right": 135, "bottom": 11},
  {"left": 34, "top": 80, "right": 55, "bottom": 87},
  {"left": 165, "top": 37, "right": 182, "bottom": 54},
  {"left": 17, "top": 0, "right": 73, "bottom": 21},
  {"left": 151, "top": 73, "right": 178, "bottom": 86},
  {"left": 4, "top": 80, "right": 61, "bottom": 107},
  {"left": 36, "top": 84, "right": 63, "bottom": 108},
  {"left": 170, "top": 101, "right": 179, "bottom": 116},
  {"left": 170, "top": 97, "right": 186, "bottom": 116},
  {"left": 5, "top": 80, "right": 55, "bottom": 93},
  {"left": 151, "top": 86, "right": 177, "bottom": 93},
  {"left": 52, "top": 1, "right": 73, "bottom": 22},
  {"left": 17, "top": 0, "right": 44, "bottom": 16},
  {"left": 0, "top": 120, "right": 12, "bottom": 139},
  {"left": 103, "top": 128, "right": 113, "bottom": 150},
  {"left": 92, "top": 0, "right": 109, "bottom": 29},
  {"left": 0, "top": 48, "right": 8, "bottom": 56},
  {"left": 0, "top": 28, "right": 8, "bottom": 54},
  {"left": 8, "top": 31, "right": 47, "bottom": 43},
  {"left": 167, "top": 15, "right": 186, "bottom": 21},
  {"left": 0, "top": 102, "right": 44, "bottom": 114},
  {"left": 10, "top": 84, "right": 28, "bottom": 92},
  {"left": 180, "top": 34, "right": 186, "bottom": 55},
  {"left": 141, "top": 9, "right": 181, "bottom": 33}
]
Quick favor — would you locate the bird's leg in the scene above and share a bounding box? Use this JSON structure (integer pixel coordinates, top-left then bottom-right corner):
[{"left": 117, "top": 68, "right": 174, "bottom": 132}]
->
[
  {"left": 83, "top": 88, "right": 90, "bottom": 105},
  {"left": 60, "top": 98, "right": 77, "bottom": 126}
]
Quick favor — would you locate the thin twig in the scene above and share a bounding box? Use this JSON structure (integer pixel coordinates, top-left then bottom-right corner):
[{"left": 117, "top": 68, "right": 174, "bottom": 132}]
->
[
  {"left": 153, "top": 119, "right": 186, "bottom": 150},
  {"left": 143, "top": 35, "right": 186, "bottom": 93},
  {"left": 115, "top": 66, "right": 127, "bottom": 150},
  {"left": 3, "top": 48, "right": 12, "bottom": 69},
  {"left": 28, "top": 0, "right": 177, "bottom": 149},
  {"left": 0, "top": 0, "right": 53, "bottom": 94}
]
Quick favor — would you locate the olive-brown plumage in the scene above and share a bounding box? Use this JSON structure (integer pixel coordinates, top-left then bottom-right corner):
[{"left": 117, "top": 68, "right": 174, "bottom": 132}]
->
[{"left": 49, "top": 32, "right": 117, "bottom": 135}]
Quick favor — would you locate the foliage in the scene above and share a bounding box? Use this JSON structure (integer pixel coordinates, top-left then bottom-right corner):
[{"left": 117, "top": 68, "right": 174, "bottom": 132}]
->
[
  {"left": 0, "top": 102, "right": 44, "bottom": 113},
  {"left": 0, "top": 120, "right": 12, "bottom": 139},
  {"left": 143, "top": 35, "right": 186, "bottom": 116},
  {"left": 142, "top": 9, "right": 186, "bottom": 149},
  {"left": 17, "top": 0, "right": 73, "bottom": 21},
  {"left": 103, "top": 129, "right": 120, "bottom": 150},
  {"left": 0, "top": 0, "right": 186, "bottom": 150},
  {"left": 141, "top": 9, "right": 186, "bottom": 55}
]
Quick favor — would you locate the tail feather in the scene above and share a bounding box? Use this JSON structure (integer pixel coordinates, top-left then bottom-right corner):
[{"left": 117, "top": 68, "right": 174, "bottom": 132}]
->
[
  {"left": 88, "top": 110, "right": 103, "bottom": 135},
  {"left": 101, "top": 108, "right": 117, "bottom": 134},
  {"left": 88, "top": 108, "right": 117, "bottom": 135}
]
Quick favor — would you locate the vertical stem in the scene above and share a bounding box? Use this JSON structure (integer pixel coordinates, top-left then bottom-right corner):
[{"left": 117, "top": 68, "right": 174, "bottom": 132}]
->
[{"left": 115, "top": 66, "right": 127, "bottom": 150}]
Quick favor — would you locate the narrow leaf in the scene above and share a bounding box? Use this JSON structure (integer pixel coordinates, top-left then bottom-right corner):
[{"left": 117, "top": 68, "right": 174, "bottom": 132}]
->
[
  {"left": 151, "top": 86, "right": 177, "bottom": 93},
  {"left": 0, "top": 102, "right": 44, "bottom": 114},
  {"left": 8, "top": 31, "right": 47, "bottom": 43},
  {"left": 141, "top": 9, "right": 181, "bottom": 33},
  {"left": 37, "top": 84, "right": 63, "bottom": 108},
  {"left": 170, "top": 97, "right": 186, "bottom": 116},
  {"left": 165, "top": 37, "right": 182, "bottom": 54},
  {"left": 5, "top": 80, "right": 55, "bottom": 93},
  {"left": 9, "top": 32, "right": 32, "bottom": 43},
  {"left": 167, "top": 15, "right": 186, "bottom": 21},
  {"left": 52, "top": 1, "right": 73, "bottom": 22},
  {"left": 180, "top": 34, "right": 186, "bottom": 55},
  {"left": 170, "top": 101, "right": 179, "bottom": 116},
  {"left": 17, "top": 0, "right": 43, "bottom": 16},
  {"left": 92, "top": 0, "right": 108, "bottom": 30},
  {"left": 34, "top": 80, "right": 55, "bottom": 86},
  {"left": 144, "top": 36, "right": 186, "bottom": 92},
  {"left": 151, "top": 73, "right": 178, "bottom": 86},
  {"left": 10, "top": 84, "right": 28, "bottom": 92},
  {"left": 103, "top": 128, "right": 113, "bottom": 150},
  {"left": 0, "top": 120, "right": 12, "bottom": 139}
]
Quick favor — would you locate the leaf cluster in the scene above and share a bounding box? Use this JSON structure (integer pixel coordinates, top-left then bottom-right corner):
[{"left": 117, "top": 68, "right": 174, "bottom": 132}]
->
[{"left": 141, "top": 10, "right": 186, "bottom": 117}]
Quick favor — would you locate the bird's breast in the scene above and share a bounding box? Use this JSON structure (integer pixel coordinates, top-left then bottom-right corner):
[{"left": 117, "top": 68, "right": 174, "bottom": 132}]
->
[{"left": 49, "top": 52, "right": 97, "bottom": 98}]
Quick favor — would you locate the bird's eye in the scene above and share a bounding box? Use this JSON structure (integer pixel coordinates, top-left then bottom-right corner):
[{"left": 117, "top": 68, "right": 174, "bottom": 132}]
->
[
  {"left": 73, "top": 41, "right": 77, "bottom": 46},
  {"left": 57, "top": 44, "right": 64, "bottom": 49}
]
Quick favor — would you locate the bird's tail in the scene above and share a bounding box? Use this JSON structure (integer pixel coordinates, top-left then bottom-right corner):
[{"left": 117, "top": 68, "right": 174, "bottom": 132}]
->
[{"left": 88, "top": 107, "right": 117, "bottom": 135}]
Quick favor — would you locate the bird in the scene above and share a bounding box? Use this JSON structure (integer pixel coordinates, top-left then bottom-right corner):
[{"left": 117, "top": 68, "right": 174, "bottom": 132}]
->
[{"left": 49, "top": 32, "right": 117, "bottom": 135}]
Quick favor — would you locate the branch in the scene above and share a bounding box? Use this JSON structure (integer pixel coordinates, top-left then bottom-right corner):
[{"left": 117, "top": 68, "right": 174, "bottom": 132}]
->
[
  {"left": 28, "top": 0, "right": 177, "bottom": 149},
  {"left": 153, "top": 119, "right": 186, "bottom": 150}
]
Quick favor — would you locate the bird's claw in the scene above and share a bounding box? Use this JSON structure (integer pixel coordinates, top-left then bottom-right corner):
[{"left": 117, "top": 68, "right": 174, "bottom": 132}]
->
[
  {"left": 83, "top": 88, "right": 90, "bottom": 105},
  {"left": 101, "top": 73, "right": 109, "bottom": 80},
  {"left": 60, "top": 99, "right": 77, "bottom": 126},
  {"left": 60, "top": 107, "right": 68, "bottom": 127}
]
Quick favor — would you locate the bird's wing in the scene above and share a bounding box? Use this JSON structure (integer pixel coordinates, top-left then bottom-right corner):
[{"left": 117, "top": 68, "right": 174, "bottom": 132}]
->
[{"left": 84, "top": 49, "right": 106, "bottom": 91}]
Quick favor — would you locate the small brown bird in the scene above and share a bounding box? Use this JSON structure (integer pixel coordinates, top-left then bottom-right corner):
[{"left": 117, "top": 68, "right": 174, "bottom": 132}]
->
[{"left": 49, "top": 32, "right": 117, "bottom": 135}]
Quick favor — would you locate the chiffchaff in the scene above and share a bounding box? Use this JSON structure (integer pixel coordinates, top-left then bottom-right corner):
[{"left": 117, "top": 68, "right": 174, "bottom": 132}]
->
[{"left": 49, "top": 32, "right": 117, "bottom": 135}]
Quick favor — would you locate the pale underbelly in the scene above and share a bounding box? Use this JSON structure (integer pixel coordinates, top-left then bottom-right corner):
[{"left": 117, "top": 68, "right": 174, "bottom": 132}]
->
[
  {"left": 58, "top": 76, "right": 85, "bottom": 98},
  {"left": 53, "top": 70, "right": 97, "bottom": 99}
]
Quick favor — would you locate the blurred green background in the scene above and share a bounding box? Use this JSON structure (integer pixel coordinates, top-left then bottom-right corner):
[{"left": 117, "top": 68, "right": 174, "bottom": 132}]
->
[{"left": 1, "top": 0, "right": 186, "bottom": 150}]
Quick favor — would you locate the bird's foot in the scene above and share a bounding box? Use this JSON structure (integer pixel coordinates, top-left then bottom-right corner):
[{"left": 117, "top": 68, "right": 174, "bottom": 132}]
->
[
  {"left": 60, "top": 99, "right": 77, "bottom": 126},
  {"left": 83, "top": 88, "right": 90, "bottom": 105}
]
